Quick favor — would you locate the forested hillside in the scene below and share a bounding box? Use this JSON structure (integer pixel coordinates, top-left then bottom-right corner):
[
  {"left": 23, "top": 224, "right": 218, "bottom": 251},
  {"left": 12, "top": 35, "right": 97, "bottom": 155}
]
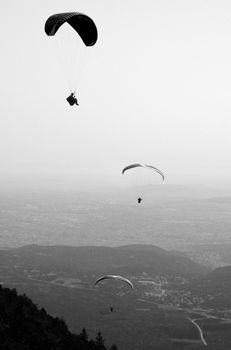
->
[{"left": 0, "top": 285, "right": 117, "bottom": 350}]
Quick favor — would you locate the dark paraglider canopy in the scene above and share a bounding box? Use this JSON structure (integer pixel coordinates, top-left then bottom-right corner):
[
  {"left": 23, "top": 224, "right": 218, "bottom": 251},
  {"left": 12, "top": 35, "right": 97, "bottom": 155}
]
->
[{"left": 44, "top": 12, "right": 98, "bottom": 46}]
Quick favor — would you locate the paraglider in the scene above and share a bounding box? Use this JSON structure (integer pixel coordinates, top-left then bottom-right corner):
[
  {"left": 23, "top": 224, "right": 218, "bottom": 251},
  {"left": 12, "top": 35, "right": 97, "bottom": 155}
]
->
[
  {"left": 94, "top": 275, "right": 134, "bottom": 290},
  {"left": 137, "top": 197, "right": 143, "bottom": 204},
  {"left": 109, "top": 305, "right": 114, "bottom": 313},
  {"left": 95, "top": 275, "right": 134, "bottom": 314},
  {"left": 122, "top": 163, "right": 165, "bottom": 203},
  {"left": 45, "top": 12, "right": 98, "bottom": 105},
  {"left": 66, "top": 92, "right": 79, "bottom": 106}
]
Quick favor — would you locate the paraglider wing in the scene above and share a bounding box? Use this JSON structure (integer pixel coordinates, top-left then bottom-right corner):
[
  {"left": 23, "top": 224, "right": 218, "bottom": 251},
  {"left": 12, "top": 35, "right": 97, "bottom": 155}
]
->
[
  {"left": 94, "top": 275, "right": 134, "bottom": 289},
  {"left": 122, "top": 163, "right": 144, "bottom": 174},
  {"left": 45, "top": 12, "right": 98, "bottom": 46},
  {"left": 145, "top": 164, "right": 165, "bottom": 181},
  {"left": 122, "top": 163, "right": 165, "bottom": 181}
]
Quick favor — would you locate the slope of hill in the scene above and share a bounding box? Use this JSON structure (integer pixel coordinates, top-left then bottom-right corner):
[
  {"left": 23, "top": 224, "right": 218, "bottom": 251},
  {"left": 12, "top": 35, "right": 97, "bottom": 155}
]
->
[
  {"left": 188, "top": 265, "right": 231, "bottom": 309},
  {"left": 0, "top": 285, "right": 116, "bottom": 350},
  {"left": 0, "top": 244, "right": 209, "bottom": 277},
  {"left": 1, "top": 245, "right": 231, "bottom": 349},
  {"left": 188, "top": 243, "right": 231, "bottom": 267},
  {"left": 195, "top": 265, "right": 231, "bottom": 291}
]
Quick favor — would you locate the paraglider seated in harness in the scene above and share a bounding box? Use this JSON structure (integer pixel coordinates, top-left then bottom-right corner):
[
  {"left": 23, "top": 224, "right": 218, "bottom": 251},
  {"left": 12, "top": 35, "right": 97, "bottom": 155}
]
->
[
  {"left": 66, "top": 92, "right": 79, "bottom": 106},
  {"left": 110, "top": 305, "right": 114, "bottom": 313},
  {"left": 137, "top": 197, "right": 142, "bottom": 204}
]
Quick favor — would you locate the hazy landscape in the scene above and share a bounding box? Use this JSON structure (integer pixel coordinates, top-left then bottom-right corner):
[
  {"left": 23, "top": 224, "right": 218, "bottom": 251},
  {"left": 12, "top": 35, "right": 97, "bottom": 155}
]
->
[
  {"left": 1, "top": 185, "right": 231, "bottom": 254},
  {"left": 0, "top": 186, "right": 231, "bottom": 349}
]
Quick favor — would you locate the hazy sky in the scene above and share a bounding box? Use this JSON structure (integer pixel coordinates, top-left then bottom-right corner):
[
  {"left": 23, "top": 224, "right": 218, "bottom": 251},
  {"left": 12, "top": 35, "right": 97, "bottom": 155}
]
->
[{"left": 1, "top": 0, "right": 231, "bottom": 189}]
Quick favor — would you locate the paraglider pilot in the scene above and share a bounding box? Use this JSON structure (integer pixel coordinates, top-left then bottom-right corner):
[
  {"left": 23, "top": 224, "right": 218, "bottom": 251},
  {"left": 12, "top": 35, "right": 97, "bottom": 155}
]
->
[
  {"left": 66, "top": 92, "right": 79, "bottom": 106},
  {"left": 137, "top": 197, "right": 142, "bottom": 204},
  {"left": 110, "top": 305, "right": 114, "bottom": 313}
]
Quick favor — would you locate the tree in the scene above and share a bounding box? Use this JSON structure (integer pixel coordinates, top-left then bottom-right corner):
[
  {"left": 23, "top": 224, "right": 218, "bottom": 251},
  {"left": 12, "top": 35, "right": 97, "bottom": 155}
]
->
[
  {"left": 110, "top": 345, "right": 118, "bottom": 350},
  {"left": 80, "top": 328, "right": 88, "bottom": 342},
  {"left": 95, "top": 331, "right": 106, "bottom": 350}
]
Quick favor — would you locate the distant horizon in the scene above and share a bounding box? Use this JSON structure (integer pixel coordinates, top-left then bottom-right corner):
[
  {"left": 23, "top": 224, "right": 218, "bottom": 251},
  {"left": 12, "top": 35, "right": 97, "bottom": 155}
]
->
[{"left": 1, "top": 174, "right": 231, "bottom": 194}]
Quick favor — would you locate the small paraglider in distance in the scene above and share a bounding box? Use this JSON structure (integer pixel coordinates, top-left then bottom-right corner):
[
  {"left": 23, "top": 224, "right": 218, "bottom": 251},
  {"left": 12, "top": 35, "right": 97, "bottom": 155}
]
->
[
  {"left": 110, "top": 305, "right": 114, "bottom": 313},
  {"left": 66, "top": 92, "right": 79, "bottom": 106},
  {"left": 95, "top": 276, "right": 133, "bottom": 315},
  {"left": 122, "top": 163, "right": 165, "bottom": 204}
]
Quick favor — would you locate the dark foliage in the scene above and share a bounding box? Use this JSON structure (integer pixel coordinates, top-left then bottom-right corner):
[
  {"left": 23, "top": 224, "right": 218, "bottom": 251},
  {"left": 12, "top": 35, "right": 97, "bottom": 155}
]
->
[{"left": 0, "top": 285, "right": 116, "bottom": 350}]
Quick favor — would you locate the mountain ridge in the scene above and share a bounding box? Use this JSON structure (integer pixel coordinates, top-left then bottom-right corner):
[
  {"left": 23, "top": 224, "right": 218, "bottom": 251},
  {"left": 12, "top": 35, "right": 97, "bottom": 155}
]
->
[{"left": 3, "top": 243, "right": 209, "bottom": 276}]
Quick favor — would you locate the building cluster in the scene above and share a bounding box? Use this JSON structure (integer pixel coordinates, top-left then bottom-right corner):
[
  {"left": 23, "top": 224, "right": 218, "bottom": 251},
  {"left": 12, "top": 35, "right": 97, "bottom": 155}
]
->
[{"left": 132, "top": 273, "right": 207, "bottom": 310}]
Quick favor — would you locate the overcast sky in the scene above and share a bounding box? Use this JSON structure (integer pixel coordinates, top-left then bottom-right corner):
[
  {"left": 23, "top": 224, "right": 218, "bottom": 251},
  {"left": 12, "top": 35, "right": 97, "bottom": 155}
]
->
[{"left": 1, "top": 0, "right": 231, "bottom": 189}]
